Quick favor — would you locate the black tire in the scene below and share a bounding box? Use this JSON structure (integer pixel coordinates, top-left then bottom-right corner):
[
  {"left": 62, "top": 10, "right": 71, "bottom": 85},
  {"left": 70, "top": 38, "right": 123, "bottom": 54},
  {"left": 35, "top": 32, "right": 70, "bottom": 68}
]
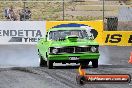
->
[
  {"left": 40, "top": 57, "right": 47, "bottom": 67},
  {"left": 80, "top": 61, "right": 89, "bottom": 68},
  {"left": 47, "top": 60, "right": 53, "bottom": 69},
  {"left": 92, "top": 60, "right": 98, "bottom": 68},
  {"left": 38, "top": 50, "right": 47, "bottom": 67},
  {"left": 76, "top": 75, "right": 86, "bottom": 85}
]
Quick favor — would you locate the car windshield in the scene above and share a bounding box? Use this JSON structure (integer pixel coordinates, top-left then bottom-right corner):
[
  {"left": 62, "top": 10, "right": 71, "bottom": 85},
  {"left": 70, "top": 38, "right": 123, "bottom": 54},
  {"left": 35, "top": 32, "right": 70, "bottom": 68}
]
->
[{"left": 48, "top": 30, "right": 89, "bottom": 40}]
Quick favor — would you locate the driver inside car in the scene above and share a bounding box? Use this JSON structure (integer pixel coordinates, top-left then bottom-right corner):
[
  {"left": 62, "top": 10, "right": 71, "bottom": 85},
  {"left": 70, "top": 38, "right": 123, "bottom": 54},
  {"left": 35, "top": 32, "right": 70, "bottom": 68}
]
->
[{"left": 71, "top": 31, "right": 79, "bottom": 36}]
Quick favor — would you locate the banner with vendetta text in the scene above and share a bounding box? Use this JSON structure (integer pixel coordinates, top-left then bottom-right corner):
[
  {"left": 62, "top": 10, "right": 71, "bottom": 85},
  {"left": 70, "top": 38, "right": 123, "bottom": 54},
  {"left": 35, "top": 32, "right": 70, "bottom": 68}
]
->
[{"left": 0, "top": 21, "right": 46, "bottom": 44}]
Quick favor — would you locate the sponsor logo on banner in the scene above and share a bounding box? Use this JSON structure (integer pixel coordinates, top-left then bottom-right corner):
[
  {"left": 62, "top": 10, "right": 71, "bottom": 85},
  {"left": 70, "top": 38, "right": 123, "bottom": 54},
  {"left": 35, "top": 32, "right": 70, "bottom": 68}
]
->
[
  {"left": 103, "top": 32, "right": 132, "bottom": 46},
  {"left": 46, "top": 21, "right": 103, "bottom": 45},
  {"left": 0, "top": 21, "right": 131, "bottom": 46},
  {"left": 0, "top": 30, "right": 42, "bottom": 42},
  {"left": 105, "top": 34, "right": 132, "bottom": 43},
  {"left": 0, "top": 21, "right": 46, "bottom": 44},
  {"left": 46, "top": 21, "right": 104, "bottom": 40}
]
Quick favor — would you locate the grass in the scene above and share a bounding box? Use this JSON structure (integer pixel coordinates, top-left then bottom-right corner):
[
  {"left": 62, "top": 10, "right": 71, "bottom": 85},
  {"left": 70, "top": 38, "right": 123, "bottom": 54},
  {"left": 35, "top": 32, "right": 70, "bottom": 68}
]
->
[{"left": 0, "top": 0, "right": 131, "bottom": 21}]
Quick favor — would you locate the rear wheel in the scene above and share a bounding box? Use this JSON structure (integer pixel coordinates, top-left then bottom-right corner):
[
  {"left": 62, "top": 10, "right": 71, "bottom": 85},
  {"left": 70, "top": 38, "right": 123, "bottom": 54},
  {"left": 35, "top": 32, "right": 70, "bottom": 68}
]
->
[
  {"left": 38, "top": 50, "right": 47, "bottom": 67},
  {"left": 92, "top": 60, "right": 98, "bottom": 68},
  {"left": 40, "top": 57, "right": 47, "bottom": 67},
  {"left": 47, "top": 60, "right": 53, "bottom": 69}
]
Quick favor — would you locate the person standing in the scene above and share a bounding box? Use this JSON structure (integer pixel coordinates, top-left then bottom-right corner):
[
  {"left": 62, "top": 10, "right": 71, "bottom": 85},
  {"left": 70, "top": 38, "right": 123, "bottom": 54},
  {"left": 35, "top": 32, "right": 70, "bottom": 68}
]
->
[
  {"left": 4, "top": 6, "right": 17, "bottom": 21},
  {"left": 19, "top": 7, "right": 31, "bottom": 21}
]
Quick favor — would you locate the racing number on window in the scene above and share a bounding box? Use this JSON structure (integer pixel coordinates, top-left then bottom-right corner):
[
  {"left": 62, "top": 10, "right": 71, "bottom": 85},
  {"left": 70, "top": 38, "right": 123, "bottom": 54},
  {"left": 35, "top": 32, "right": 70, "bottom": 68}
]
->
[{"left": 105, "top": 34, "right": 122, "bottom": 43}]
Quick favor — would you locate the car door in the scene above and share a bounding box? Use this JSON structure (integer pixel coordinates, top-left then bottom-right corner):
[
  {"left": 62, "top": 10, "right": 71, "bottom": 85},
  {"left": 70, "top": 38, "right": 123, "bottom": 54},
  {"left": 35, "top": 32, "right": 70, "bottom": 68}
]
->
[{"left": 39, "top": 32, "right": 49, "bottom": 60}]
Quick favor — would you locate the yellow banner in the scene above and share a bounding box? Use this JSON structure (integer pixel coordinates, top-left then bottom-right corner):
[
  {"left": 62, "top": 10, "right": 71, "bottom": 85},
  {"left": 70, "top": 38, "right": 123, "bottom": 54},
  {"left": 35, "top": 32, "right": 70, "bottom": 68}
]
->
[
  {"left": 46, "top": 21, "right": 103, "bottom": 32},
  {"left": 101, "top": 31, "right": 132, "bottom": 46},
  {"left": 46, "top": 20, "right": 103, "bottom": 44},
  {"left": 46, "top": 21, "right": 132, "bottom": 46}
]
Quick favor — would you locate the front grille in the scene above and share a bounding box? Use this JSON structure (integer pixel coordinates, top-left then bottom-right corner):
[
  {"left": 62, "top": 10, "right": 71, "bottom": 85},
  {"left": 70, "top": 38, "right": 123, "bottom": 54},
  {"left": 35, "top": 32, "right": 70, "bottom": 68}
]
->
[
  {"left": 58, "top": 46, "right": 91, "bottom": 53},
  {"left": 76, "top": 47, "right": 91, "bottom": 52}
]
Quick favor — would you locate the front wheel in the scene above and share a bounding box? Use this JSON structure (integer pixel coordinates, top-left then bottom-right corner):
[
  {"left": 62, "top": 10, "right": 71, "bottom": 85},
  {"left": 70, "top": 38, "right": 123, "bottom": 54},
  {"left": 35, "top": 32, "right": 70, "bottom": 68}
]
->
[
  {"left": 76, "top": 75, "right": 86, "bottom": 85},
  {"left": 47, "top": 60, "right": 53, "bottom": 69},
  {"left": 80, "top": 61, "right": 89, "bottom": 68},
  {"left": 92, "top": 60, "right": 98, "bottom": 68}
]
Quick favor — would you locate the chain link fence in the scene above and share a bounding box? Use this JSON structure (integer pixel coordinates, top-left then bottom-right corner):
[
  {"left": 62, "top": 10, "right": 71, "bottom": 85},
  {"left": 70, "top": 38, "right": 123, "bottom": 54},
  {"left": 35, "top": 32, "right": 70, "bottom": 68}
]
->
[
  {"left": 103, "top": 0, "right": 132, "bottom": 31},
  {"left": 0, "top": 0, "right": 104, "bottom": 21},
  {"left": 0, "top": 0, "right": 131, "bottom": 30}
]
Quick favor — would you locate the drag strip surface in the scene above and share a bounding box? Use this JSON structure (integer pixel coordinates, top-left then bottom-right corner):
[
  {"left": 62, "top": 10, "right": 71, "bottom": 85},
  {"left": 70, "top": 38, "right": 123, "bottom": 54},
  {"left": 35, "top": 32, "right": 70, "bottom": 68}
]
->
[
  {"left": 0, "top": 65, "right": 132, "bottom": 88},
  {"left": 0, "top": 46, "right": 132, "bottom": 88}
]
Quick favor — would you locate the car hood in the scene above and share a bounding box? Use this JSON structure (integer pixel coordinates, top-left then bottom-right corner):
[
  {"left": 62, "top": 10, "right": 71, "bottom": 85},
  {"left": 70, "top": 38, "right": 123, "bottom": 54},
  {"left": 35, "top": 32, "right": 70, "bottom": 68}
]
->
[{"left": 49, "top": 39, "right": 99, "bottom": 47}]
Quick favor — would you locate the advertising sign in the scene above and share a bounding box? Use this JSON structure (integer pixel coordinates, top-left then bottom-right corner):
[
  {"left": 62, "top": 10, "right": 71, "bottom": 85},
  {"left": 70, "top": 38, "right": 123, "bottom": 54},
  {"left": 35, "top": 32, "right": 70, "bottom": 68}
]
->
[
  {"left": 46, "top": 21, "right": 104, "bottom": 45},
  {"left": 0, "top": 21, "right": 131, "bottom": 46},
  {"left": 0, "top": 21, "right": 46, "bottom": 44},
  {"left": 102, "top": 31, "right": 132, "bottom": 46}
]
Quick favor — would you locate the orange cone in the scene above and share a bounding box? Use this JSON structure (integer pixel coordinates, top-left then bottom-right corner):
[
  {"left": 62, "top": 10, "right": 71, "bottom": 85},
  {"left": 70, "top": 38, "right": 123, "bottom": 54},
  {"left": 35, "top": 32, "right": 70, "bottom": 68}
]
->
[{"left": 128, "top": 52, "right": 132, "bottom": 64}]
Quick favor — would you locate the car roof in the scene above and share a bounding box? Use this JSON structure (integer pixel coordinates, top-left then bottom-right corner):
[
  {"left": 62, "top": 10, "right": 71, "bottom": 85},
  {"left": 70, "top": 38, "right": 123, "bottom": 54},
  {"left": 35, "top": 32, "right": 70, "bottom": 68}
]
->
[{"left": 48, "top": 27, "right": 86, "bottom": 32}]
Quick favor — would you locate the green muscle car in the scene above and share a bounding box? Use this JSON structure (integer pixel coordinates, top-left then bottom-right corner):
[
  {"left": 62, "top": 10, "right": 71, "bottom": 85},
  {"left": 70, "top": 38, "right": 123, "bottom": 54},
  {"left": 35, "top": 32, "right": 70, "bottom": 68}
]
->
[{"left": 37, "top": 27, "right": 100, "bottom": 69}]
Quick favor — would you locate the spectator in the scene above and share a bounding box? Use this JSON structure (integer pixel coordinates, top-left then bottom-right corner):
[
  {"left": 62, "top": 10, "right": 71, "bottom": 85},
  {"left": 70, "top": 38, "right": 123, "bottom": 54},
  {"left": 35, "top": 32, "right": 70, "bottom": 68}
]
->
[
  {"left": 19, "top": 7, "right": 31, "bottom": 21},
  {"left": 4, "top": 6, "right": 17, "bottom": 21}
]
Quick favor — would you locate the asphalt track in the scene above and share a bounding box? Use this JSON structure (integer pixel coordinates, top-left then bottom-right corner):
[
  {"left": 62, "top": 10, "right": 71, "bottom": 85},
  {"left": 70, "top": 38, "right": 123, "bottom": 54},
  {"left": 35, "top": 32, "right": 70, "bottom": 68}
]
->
[{"left": 0, "top": 45, "right": 132, "bottom": 88}]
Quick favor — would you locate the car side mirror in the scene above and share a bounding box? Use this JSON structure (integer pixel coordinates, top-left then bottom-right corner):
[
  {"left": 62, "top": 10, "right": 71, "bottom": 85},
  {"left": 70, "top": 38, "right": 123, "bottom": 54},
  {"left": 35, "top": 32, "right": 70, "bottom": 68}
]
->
[
  {"left": 42, "top": 34, "right": 48, "bottom": 42},
  {"left": 44, "top": 32, "right": 48, "bottom": 42},
  {"left": 45, "top": 34, "right": 48, "bottom": 41},
  {"left": 40, "top": 38, "right": 46, "bottom": 44}
]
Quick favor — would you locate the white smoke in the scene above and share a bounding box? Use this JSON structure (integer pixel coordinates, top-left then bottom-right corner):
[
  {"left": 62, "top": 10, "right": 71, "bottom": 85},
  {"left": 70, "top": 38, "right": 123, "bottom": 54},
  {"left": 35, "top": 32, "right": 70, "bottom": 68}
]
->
[
  {"left": 0, "top": 45, "right": 39, "bottom": 67},
  {"left": 98, "top": 46, "right": 111, "bottom": 65},
  {"left": 0, "top": 45, "right": 111, "bottom": 67},
  {"left": 0, "top": 45, "right": 130, "bottom": 67}
]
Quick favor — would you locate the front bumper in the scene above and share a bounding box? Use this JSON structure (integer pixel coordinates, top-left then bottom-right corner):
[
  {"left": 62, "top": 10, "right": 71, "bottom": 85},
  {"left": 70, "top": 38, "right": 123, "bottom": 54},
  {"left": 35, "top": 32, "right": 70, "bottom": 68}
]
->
[{"left": 48, "top": 53, "right": 100, "bottom": 61}]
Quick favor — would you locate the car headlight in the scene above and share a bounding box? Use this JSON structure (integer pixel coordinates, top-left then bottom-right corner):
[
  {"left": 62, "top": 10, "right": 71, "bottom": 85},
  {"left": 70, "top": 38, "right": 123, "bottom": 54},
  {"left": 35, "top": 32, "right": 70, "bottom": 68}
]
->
[
  {"left": 52, "top": 48, "right": 58, "bottom": 54},
  {"left": 91, "top": 46, "right": 97, "bottom": 52}
]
